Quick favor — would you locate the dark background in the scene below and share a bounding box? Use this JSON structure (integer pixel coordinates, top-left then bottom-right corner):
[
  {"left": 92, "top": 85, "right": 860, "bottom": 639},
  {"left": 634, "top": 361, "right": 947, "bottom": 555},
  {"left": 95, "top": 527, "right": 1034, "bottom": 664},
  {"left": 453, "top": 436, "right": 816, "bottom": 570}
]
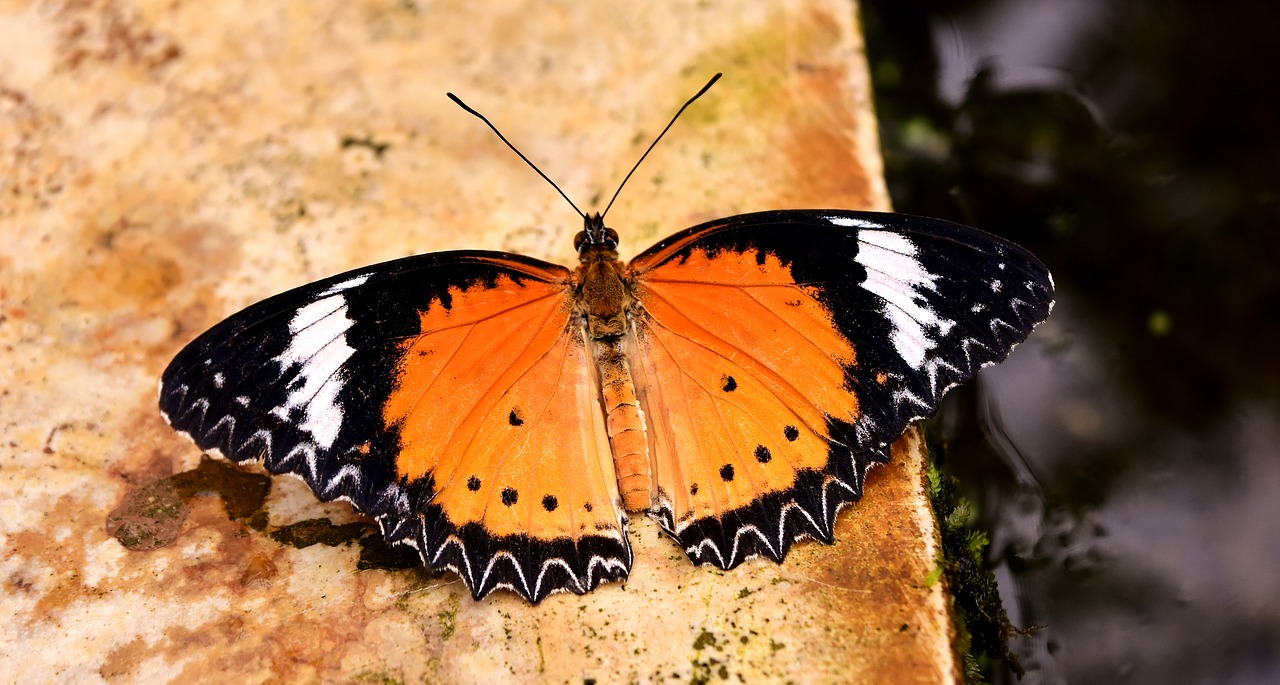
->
[{"left": 861, "top": 1, "right": 1280, "bottom": 683}]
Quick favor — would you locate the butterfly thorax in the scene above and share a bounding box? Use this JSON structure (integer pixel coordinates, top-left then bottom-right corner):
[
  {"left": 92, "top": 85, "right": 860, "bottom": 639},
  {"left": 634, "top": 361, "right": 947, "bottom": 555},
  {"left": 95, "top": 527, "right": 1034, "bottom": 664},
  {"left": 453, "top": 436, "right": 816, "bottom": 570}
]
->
[
  {"left": 575, "top": 247, "right": 632, "bottom": 339},
  {"left": 574, "top": 212, "right": 634, "bottom": 340}
]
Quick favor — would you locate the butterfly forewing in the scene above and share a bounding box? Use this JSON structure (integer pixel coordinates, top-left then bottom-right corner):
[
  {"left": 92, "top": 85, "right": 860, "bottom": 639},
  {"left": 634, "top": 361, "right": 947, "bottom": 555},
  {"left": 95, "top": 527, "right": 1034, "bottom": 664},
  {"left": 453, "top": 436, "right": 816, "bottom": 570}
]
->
[
  {"left": 628, "top": 210, "right": 1054, "bottom": 568},
  {"left": 159, "top": 251, "right": 631, "bottom": 603}
]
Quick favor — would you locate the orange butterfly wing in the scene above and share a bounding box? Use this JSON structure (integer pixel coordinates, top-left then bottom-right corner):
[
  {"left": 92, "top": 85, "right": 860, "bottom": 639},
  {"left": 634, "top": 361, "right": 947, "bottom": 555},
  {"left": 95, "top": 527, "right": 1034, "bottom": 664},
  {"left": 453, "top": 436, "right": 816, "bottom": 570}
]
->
[
  {"left": 160, "top": 252, "right": 629, "bottom": 602},
  {"left": 627, "top": 210, "right": 1053, "bottom": 567}
]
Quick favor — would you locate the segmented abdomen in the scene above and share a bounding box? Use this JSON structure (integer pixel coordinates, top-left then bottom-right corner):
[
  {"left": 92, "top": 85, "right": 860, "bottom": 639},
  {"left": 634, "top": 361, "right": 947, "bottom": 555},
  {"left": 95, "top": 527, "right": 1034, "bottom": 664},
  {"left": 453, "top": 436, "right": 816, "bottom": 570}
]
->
[{"left": 591, "top": 336, "right": 650, "bottom": 511}]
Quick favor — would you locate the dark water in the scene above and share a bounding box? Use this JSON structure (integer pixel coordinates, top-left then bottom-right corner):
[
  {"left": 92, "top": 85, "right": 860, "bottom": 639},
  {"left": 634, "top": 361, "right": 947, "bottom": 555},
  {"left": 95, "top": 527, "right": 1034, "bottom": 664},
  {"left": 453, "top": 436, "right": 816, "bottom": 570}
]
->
[{"left": 862, "top": 2, "right": 1280, "bottom": 683}]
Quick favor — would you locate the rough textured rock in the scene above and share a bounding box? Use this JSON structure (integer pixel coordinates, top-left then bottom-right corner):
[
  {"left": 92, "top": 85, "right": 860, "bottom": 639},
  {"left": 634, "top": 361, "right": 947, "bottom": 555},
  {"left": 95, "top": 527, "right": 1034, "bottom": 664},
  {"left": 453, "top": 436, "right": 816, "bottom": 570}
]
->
[{"left": 0, "top": 1, "right": 956, "bottom": 681}]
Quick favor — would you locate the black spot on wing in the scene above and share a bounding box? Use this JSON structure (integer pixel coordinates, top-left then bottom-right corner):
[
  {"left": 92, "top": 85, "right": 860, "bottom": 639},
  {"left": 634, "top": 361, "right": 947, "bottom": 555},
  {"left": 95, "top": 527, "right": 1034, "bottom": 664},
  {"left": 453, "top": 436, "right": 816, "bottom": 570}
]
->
[
  {"left": 721, "top": 375, "right": 737, "bottom": 392},
  {"left": 719, "top": 464, "right": 735, "bottom": 482},
  {"left": 467, "top": 476, "right": 481, "bottom": 491},
  {"left": 754, "top": 445, "right": 772, "bottom": 463},
  {"left": 542, "top": 495, "right": 558, "bottom": 512},
  {"left": 508, "top": 409, "right": 524, "bottom": 426},
  {"left": 501, "top": 487, "right": 519, "bottom": 506}
]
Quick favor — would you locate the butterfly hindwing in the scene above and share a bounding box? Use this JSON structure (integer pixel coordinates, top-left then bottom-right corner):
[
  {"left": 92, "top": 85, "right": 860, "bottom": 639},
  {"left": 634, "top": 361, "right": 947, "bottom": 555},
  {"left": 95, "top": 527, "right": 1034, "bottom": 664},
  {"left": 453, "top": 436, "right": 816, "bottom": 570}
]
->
[
  {"left": 160, "top": 251, "right": 630, "bottom": 602},
  {"left": 628, "top": 209, "right": 1054, "bottom": 568}
]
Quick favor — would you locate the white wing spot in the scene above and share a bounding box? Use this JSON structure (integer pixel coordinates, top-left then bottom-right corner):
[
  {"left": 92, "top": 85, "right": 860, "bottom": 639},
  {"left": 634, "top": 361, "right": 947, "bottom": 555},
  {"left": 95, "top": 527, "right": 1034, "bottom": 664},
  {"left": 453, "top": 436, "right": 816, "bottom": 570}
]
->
[
  {"left": 825, "top": 215, "right": 883, "bottom": 229},
  {"left": 854, "top": 230, "right": 954, "bottom": 369},
  {"left": 272, "top": 294, "right": 357, "bottom": 449},
  {"left": 319, "top": 274, "right": 370, "bottom": 296}
]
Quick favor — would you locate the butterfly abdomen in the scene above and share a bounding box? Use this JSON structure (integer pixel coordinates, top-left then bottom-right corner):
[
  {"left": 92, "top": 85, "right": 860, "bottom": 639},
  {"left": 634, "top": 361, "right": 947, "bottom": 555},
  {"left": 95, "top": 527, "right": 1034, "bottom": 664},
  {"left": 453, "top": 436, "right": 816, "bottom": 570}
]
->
[{"left": 591, "top": 335, "right": 651, "bottom": 512}]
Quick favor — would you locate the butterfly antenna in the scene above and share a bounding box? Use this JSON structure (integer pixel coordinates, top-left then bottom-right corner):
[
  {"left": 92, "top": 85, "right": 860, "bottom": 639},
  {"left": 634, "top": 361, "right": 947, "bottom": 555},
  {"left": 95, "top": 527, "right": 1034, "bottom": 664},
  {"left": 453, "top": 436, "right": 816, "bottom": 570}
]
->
[
  {"left": 447, "top": 92, "right": 585, "bottom": 219},
  {"left": 601, "top": 72, "right": 722, "bottom": 219}
]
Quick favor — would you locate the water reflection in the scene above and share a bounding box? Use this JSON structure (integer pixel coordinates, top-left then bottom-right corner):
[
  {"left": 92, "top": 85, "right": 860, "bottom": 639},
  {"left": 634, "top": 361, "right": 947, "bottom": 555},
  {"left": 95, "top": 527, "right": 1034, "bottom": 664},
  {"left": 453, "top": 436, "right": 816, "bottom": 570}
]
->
[{"left": 864, "top": 1, "right": 1280, "bottom": 682}]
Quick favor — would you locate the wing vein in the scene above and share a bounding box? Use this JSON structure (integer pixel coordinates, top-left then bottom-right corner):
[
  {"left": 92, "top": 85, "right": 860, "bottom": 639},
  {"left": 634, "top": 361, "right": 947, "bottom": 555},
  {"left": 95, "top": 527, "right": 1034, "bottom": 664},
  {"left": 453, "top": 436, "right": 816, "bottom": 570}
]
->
[
  {"left": 408, "top": 289, "right": 565, "bottom": 336},
  {"left": 637, "top": 287, "right": 834, "bottom": 436},
  {"left": 738, "top": 286, "right": 850, "bottom": 367},
  {"left": 645, "top": 316, "right": 827, "bottom": 481},
  {"left": 509, "top": 324, "right": 590, "bottom": 536},
  {"left": 641, "top": 278, "right": 829, "bottom": 288},
  {"left": 435, "top": 302, "right": 572, "bottom": 498},
  {"left": 642, "top": 327, "right": 719, "bottom": 515},
  {"left": 396, "top": 320, "right": 478, "bottom": 456}
]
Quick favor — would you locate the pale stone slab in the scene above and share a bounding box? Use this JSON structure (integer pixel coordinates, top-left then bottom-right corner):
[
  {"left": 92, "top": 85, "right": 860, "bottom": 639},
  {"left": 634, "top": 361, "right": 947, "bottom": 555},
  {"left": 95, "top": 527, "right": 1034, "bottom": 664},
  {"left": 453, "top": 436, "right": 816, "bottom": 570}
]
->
[{"left": 0, "top": 1, "right": 956, "bottom": 682}]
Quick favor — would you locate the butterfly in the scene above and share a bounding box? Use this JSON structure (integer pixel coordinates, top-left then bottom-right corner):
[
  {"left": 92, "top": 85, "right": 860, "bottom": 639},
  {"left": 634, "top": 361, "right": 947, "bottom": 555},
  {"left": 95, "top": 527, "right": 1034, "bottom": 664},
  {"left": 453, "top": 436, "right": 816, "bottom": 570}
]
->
[{"left": 158, "top": 75, "right": 1054, "bottom": 603}]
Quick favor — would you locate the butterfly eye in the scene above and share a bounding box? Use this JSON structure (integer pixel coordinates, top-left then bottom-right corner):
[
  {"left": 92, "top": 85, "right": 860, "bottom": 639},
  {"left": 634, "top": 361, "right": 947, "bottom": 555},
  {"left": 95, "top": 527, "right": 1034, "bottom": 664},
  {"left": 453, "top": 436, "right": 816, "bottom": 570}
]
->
[{"left": 573, "top": 227, "right": 618, "bottom": 251}]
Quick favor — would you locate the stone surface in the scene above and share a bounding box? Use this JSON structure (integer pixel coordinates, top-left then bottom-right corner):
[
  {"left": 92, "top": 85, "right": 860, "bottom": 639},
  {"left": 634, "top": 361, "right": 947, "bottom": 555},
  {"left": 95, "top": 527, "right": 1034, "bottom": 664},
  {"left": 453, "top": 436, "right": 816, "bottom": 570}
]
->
[{"left": 0, "top": 0, "right": 956, "bottom": 682}]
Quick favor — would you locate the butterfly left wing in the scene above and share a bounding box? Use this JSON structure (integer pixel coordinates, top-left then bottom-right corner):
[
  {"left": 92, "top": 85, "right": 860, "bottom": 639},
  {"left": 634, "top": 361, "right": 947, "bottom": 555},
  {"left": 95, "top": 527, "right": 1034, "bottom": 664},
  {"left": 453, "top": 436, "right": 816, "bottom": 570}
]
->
[
  {"left": 627, "top": 209, "right": 1053, "bottom": 568},
  {"left": 159, "top": 251, "right": 630, "bottom": 603}
]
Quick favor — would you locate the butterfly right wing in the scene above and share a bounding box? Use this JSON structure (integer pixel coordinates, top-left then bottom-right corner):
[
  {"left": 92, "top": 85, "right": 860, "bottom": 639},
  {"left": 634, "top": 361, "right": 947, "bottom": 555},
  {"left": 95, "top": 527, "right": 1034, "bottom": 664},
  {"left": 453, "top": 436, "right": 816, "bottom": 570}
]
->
[
  {"left": 627, "top": 210, "right": 1053, "bottom": 569},
  {"left": 159, "top": 251, "right": 630, "bottom": 603}
]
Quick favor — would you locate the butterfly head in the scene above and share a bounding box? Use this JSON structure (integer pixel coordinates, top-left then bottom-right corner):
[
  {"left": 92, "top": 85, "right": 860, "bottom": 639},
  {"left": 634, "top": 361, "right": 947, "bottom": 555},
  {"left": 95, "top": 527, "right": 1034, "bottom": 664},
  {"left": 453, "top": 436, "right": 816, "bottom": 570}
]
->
[{"left": 574, "top": 212, "right": 620, "bottom": 253}]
